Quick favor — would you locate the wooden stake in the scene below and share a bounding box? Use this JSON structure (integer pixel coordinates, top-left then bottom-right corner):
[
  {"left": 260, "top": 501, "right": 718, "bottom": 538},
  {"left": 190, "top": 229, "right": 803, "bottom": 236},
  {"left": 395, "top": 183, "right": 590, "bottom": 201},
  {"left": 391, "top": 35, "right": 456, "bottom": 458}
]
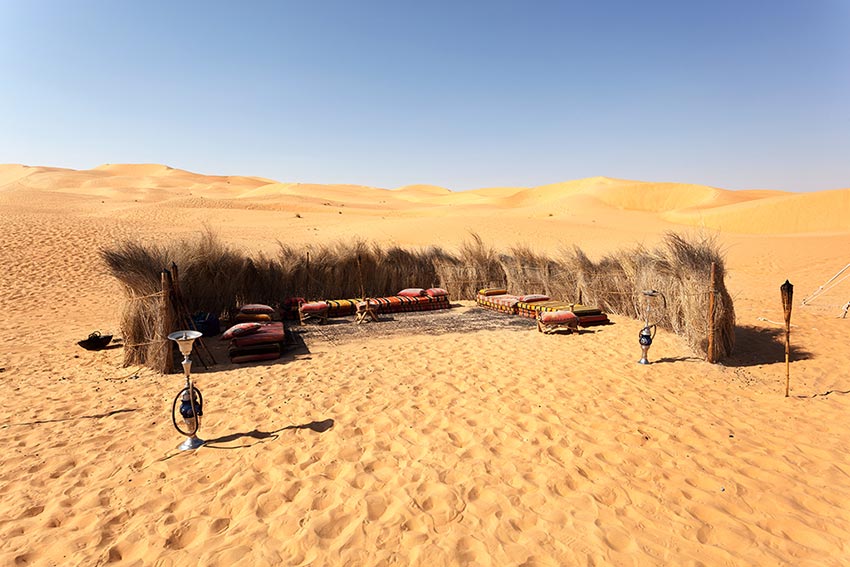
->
[
  {"left": 160, "top": 270, "right": 174, "bottom": 374},
  {"left": 781, "top": 280, "right": 794, "bottom": 397},
  {"left": 707, "top": 262, "right": 717, "bottom": 363},
  {"left": 305, "top": 251, "right": 311, "bottom": 300},
  {"left": 170, "top": 262, "right": 215, "bottom": 367}
]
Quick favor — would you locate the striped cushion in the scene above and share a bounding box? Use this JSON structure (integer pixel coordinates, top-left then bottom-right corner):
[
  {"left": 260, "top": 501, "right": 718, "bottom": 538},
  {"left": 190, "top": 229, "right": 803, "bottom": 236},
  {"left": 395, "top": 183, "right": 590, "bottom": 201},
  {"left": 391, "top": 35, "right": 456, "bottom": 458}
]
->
[
  {"left": 326, "top": 299, "right": 358, "bottom": 316},
  {"left": 231, "top": 349, "right": 281, "bottom": 364},
  {"left": 516, "top": 300, "right": 575, "bottom": 318},
  {"left": 476, "top": 293, "right": 520, "bottom": 314},
  {"left": 425, "top": 288, "right": 449, "bottom": 297},
  {"left": 368, "top": 294, "right": 449, "bottom": 314}
]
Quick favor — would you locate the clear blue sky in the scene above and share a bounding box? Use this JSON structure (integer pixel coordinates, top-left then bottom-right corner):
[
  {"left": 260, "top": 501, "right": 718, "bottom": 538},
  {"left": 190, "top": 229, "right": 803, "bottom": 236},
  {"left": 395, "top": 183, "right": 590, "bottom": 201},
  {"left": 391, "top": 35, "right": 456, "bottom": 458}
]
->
[{"left": 1, "top": 1, "right": 848, "bottom": 192}]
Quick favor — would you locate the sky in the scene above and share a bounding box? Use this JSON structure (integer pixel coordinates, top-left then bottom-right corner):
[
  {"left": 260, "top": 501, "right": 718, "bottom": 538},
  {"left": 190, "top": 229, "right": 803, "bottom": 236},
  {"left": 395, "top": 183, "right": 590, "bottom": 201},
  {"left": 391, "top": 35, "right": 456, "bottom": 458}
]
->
[{"left": 1, "top": 1, "right": 848, "bottom": 192}]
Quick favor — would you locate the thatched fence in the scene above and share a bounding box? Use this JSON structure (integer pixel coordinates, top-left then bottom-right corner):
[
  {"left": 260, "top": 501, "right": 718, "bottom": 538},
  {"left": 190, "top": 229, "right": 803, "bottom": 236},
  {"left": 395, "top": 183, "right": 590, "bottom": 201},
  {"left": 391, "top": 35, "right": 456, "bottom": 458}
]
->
[{"left": 101, "top": 230, "right": 734, "bottom": 371}]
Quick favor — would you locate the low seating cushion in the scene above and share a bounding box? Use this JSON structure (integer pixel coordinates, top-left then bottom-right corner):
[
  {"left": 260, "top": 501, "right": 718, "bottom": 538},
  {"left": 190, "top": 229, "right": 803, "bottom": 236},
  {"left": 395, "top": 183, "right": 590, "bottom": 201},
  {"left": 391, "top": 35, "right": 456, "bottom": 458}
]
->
[
  {"left": 221, "top": 322, "right": 263, "bottom": 340},
  {"left": 397, "top": 288, "right": 426, "bottom": 297},
  {"left": 235, "top": 313, "right": 272, "bottom": 322},
  {"left": 230, "top": 322, "right": 285, "bottom": 348},
  {"left": 518, "top": 294, "right": 550, "bottom": 303},
  {"left": 300, "top": 301, "right": 329, "bottom": 313},
  {"left": 426, "top": 288, "right": 449, "bottom": 297},
  {"left": 539, "top": 310, "right": 579, "bottom": 325},
  {"left": 325, "top": 299, "right": 358, "bottom": 316},
  {"left": 479, "top": 288, "right": 508, "bottom": 296},
  {"left": 239, "top": 304, "right": 276, "bottom": 315}
]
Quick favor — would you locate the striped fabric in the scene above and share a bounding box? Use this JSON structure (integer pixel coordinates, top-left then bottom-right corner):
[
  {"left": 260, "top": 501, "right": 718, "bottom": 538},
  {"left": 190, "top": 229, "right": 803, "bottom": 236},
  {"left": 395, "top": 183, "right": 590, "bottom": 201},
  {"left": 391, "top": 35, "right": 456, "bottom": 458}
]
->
[
  {"left": 476, "top": 293, "right": 520, "bottom": 315},
  {"left": 517, "top": 300, "right": 578, "bottom": 319},
  {"left": 367, "top": 294, "right": 450, "bottom": 314},
  {"left": 326, "top": 299, "right": 359, "bottom": 316},
  {"left": 229, "top": 323, "right": 284, "bottom": 363},
  {"left": 517, "top": 301, "right": 609, "bottom": 326},
  {"left": 303, "top": 294, "right": 451, "bottom": 319}
]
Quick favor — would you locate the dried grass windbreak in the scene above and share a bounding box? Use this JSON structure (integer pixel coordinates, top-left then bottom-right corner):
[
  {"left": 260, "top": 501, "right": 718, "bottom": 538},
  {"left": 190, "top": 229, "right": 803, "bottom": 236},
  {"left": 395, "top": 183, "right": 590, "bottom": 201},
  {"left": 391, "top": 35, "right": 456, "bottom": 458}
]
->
[{"left": 102, "top": 230, "right": 734, "bottom": 371}]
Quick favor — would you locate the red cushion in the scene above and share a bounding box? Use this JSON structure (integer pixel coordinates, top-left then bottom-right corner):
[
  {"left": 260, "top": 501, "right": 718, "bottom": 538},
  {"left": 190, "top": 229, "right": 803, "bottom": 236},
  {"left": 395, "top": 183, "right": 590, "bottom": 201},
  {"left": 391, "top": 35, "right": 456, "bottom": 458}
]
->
[
  {"left": 397, "top": 288, "right": 426, "bottom": 297},
  {"left": 300, "top": 301, "right": 328, "bottom": 313},
  {"left": 230, "top": 322, "right": 285, "bottom": 347},
  {"left": 518, "top": 294, "right": 550, "bottom": 303},
  {"left": 239, "top": 303, "right": 276, "bottom": 315},
  {"left": 221, "top": 322, "right": 263, "bottom": 340},
  {"left": 539, "top": 310, "right": 579, "bottom": 325},
  {"left": 425, "top": 288, "right": 449, "bottom": 297}
]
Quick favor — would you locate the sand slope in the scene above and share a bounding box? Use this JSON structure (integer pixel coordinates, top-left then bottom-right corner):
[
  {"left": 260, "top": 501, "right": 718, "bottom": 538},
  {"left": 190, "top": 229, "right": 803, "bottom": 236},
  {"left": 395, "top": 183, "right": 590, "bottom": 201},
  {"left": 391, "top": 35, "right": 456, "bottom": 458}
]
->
[{"left": 1, "top": 164, "right": 850, "bottom": 566}]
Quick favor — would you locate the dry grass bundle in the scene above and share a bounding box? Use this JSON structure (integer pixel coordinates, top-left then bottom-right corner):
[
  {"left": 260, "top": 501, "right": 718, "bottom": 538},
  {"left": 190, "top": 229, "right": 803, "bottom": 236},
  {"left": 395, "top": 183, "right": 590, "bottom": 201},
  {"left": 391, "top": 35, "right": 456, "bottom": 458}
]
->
[
  {"left": 102, "top": 229, "right": 735, "bottom": 371},
  {"left": 557, "top": 233, "right": 734, "bottom": 358},
  {"left": 433, "top": 233, "right": 505, "bottom": 299}
]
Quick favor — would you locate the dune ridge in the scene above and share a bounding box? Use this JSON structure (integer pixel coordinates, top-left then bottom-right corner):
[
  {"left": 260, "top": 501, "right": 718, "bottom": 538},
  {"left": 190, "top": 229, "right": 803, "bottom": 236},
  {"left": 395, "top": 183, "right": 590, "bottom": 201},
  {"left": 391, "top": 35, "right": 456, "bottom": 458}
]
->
[{"left": 2, "top": 163, "right": 846, "bottom": 235}]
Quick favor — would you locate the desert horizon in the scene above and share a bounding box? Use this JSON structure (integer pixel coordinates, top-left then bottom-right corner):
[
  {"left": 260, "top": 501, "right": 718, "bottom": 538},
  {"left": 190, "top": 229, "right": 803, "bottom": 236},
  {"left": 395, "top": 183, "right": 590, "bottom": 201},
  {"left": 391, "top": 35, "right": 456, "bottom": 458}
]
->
[{"left": 2, "top": 161, "right": 849, "bottom": 565}]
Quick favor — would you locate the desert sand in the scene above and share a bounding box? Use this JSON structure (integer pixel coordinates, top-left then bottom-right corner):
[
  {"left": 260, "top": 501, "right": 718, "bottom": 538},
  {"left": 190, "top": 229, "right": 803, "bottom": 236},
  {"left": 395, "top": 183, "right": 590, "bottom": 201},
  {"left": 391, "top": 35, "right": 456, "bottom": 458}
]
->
[{"left": 1, "top": 163, "right": 849, "bottom": 566}]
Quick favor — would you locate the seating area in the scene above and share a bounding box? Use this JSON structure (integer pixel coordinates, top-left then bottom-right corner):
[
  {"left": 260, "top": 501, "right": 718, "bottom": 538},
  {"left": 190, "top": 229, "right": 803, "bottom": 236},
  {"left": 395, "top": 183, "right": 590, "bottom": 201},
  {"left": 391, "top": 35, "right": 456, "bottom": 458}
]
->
[
  {"left": 476, "top": 288, "right": 609, "bottom": 331},
  {"left": 222, "top": 304, "right": 285, "bottom": 363},
  {"left": 298, "top": 288, "right": 451, "bottom": 324}
]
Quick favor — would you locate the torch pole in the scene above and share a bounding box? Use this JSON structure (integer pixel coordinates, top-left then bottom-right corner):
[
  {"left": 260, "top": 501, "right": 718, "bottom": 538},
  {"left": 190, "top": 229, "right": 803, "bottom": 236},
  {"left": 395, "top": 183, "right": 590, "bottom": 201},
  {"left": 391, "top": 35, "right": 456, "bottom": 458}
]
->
[{"left": 781, "top": 280, "right": 794, "bottom": 397}]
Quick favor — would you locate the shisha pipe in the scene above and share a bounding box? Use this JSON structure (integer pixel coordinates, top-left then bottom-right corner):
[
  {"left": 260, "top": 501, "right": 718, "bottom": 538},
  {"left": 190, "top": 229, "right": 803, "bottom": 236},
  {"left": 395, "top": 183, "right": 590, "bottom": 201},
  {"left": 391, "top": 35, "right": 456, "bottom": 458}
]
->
[
  {"left": 638, "top": 290, "right": 666, "bottom": 365},
  {"left": 167, "top": 330, "right": 205, "bottom": 450}
]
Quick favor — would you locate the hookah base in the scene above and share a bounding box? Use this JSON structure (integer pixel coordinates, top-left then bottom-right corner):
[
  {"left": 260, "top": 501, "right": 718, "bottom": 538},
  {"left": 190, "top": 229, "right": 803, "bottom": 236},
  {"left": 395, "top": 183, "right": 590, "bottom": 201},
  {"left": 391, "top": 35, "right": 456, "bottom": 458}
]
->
[
  {"left": 638, "top": 358, "right": 650, "bottom": 365},
  {"left": 178, "top": 436, "right": 205, "bottom": 451}
]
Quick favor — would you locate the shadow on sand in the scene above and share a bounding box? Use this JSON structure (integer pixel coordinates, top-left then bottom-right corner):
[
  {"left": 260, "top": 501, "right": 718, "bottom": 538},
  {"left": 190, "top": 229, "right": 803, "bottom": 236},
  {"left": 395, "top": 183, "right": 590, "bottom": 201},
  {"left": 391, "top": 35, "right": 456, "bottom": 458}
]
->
[
  {"left": 203, "top": 418, "right": 335, "bottom": 450},
  {"left": 722, "top": 325, "right": 813, "bottom": 368},
  {"left": 9, "top": 408, "right": 139, "bottom": 427}
]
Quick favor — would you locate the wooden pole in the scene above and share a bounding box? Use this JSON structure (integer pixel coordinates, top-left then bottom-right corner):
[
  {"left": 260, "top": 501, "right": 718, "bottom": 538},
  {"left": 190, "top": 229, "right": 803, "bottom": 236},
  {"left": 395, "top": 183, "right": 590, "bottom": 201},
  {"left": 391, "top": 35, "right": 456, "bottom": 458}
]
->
[
  {"left": 160, "top": 270, "right": 174, "bottom": 374},
  {"left": 171, "top": 262, "right": 215, "bottom": 367},
  {"left": 357, "top": 254, "right": 365, "bottom": 300},
  {"left": 781, "top": 280, "right": 794, "bottom": 397},
  {"left": 305, "top": 251, "right": 311, "bottom": 300},
  {"left": 707, "top": 262, "right": 717, "bottom": 363}
]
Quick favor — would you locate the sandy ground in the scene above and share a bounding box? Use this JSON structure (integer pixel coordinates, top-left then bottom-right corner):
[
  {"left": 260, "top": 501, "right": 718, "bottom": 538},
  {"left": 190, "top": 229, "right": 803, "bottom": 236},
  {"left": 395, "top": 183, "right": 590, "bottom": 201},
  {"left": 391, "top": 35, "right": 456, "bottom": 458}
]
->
[{"left": 1, "top": 164, "right": 849, "bottom": 566}]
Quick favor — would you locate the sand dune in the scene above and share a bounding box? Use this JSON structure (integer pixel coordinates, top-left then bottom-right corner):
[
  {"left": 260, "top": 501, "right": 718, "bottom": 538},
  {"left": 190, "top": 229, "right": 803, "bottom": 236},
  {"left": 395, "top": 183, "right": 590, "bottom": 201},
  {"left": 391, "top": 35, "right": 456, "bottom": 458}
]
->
[
  {"left": 2, "top": 164, "right": 847, "bottom": 235},
  {"left": 1, "top": 163, "right": 850, "bottom": 566}
]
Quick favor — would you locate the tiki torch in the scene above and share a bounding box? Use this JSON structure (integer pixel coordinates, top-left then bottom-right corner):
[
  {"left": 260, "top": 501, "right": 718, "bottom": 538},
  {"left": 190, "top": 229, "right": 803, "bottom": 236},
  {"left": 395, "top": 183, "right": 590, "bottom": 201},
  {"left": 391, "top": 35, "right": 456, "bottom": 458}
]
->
[{"left": 781, "top": 280, "right": 793, "bottom": 397}]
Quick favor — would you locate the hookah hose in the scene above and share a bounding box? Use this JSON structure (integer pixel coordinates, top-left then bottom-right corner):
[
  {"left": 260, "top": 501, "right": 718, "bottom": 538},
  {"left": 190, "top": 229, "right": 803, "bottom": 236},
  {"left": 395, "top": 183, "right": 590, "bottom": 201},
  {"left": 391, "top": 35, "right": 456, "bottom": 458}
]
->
[{"left": 171, "top": 383, "right": 203, "bottom": 437}]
